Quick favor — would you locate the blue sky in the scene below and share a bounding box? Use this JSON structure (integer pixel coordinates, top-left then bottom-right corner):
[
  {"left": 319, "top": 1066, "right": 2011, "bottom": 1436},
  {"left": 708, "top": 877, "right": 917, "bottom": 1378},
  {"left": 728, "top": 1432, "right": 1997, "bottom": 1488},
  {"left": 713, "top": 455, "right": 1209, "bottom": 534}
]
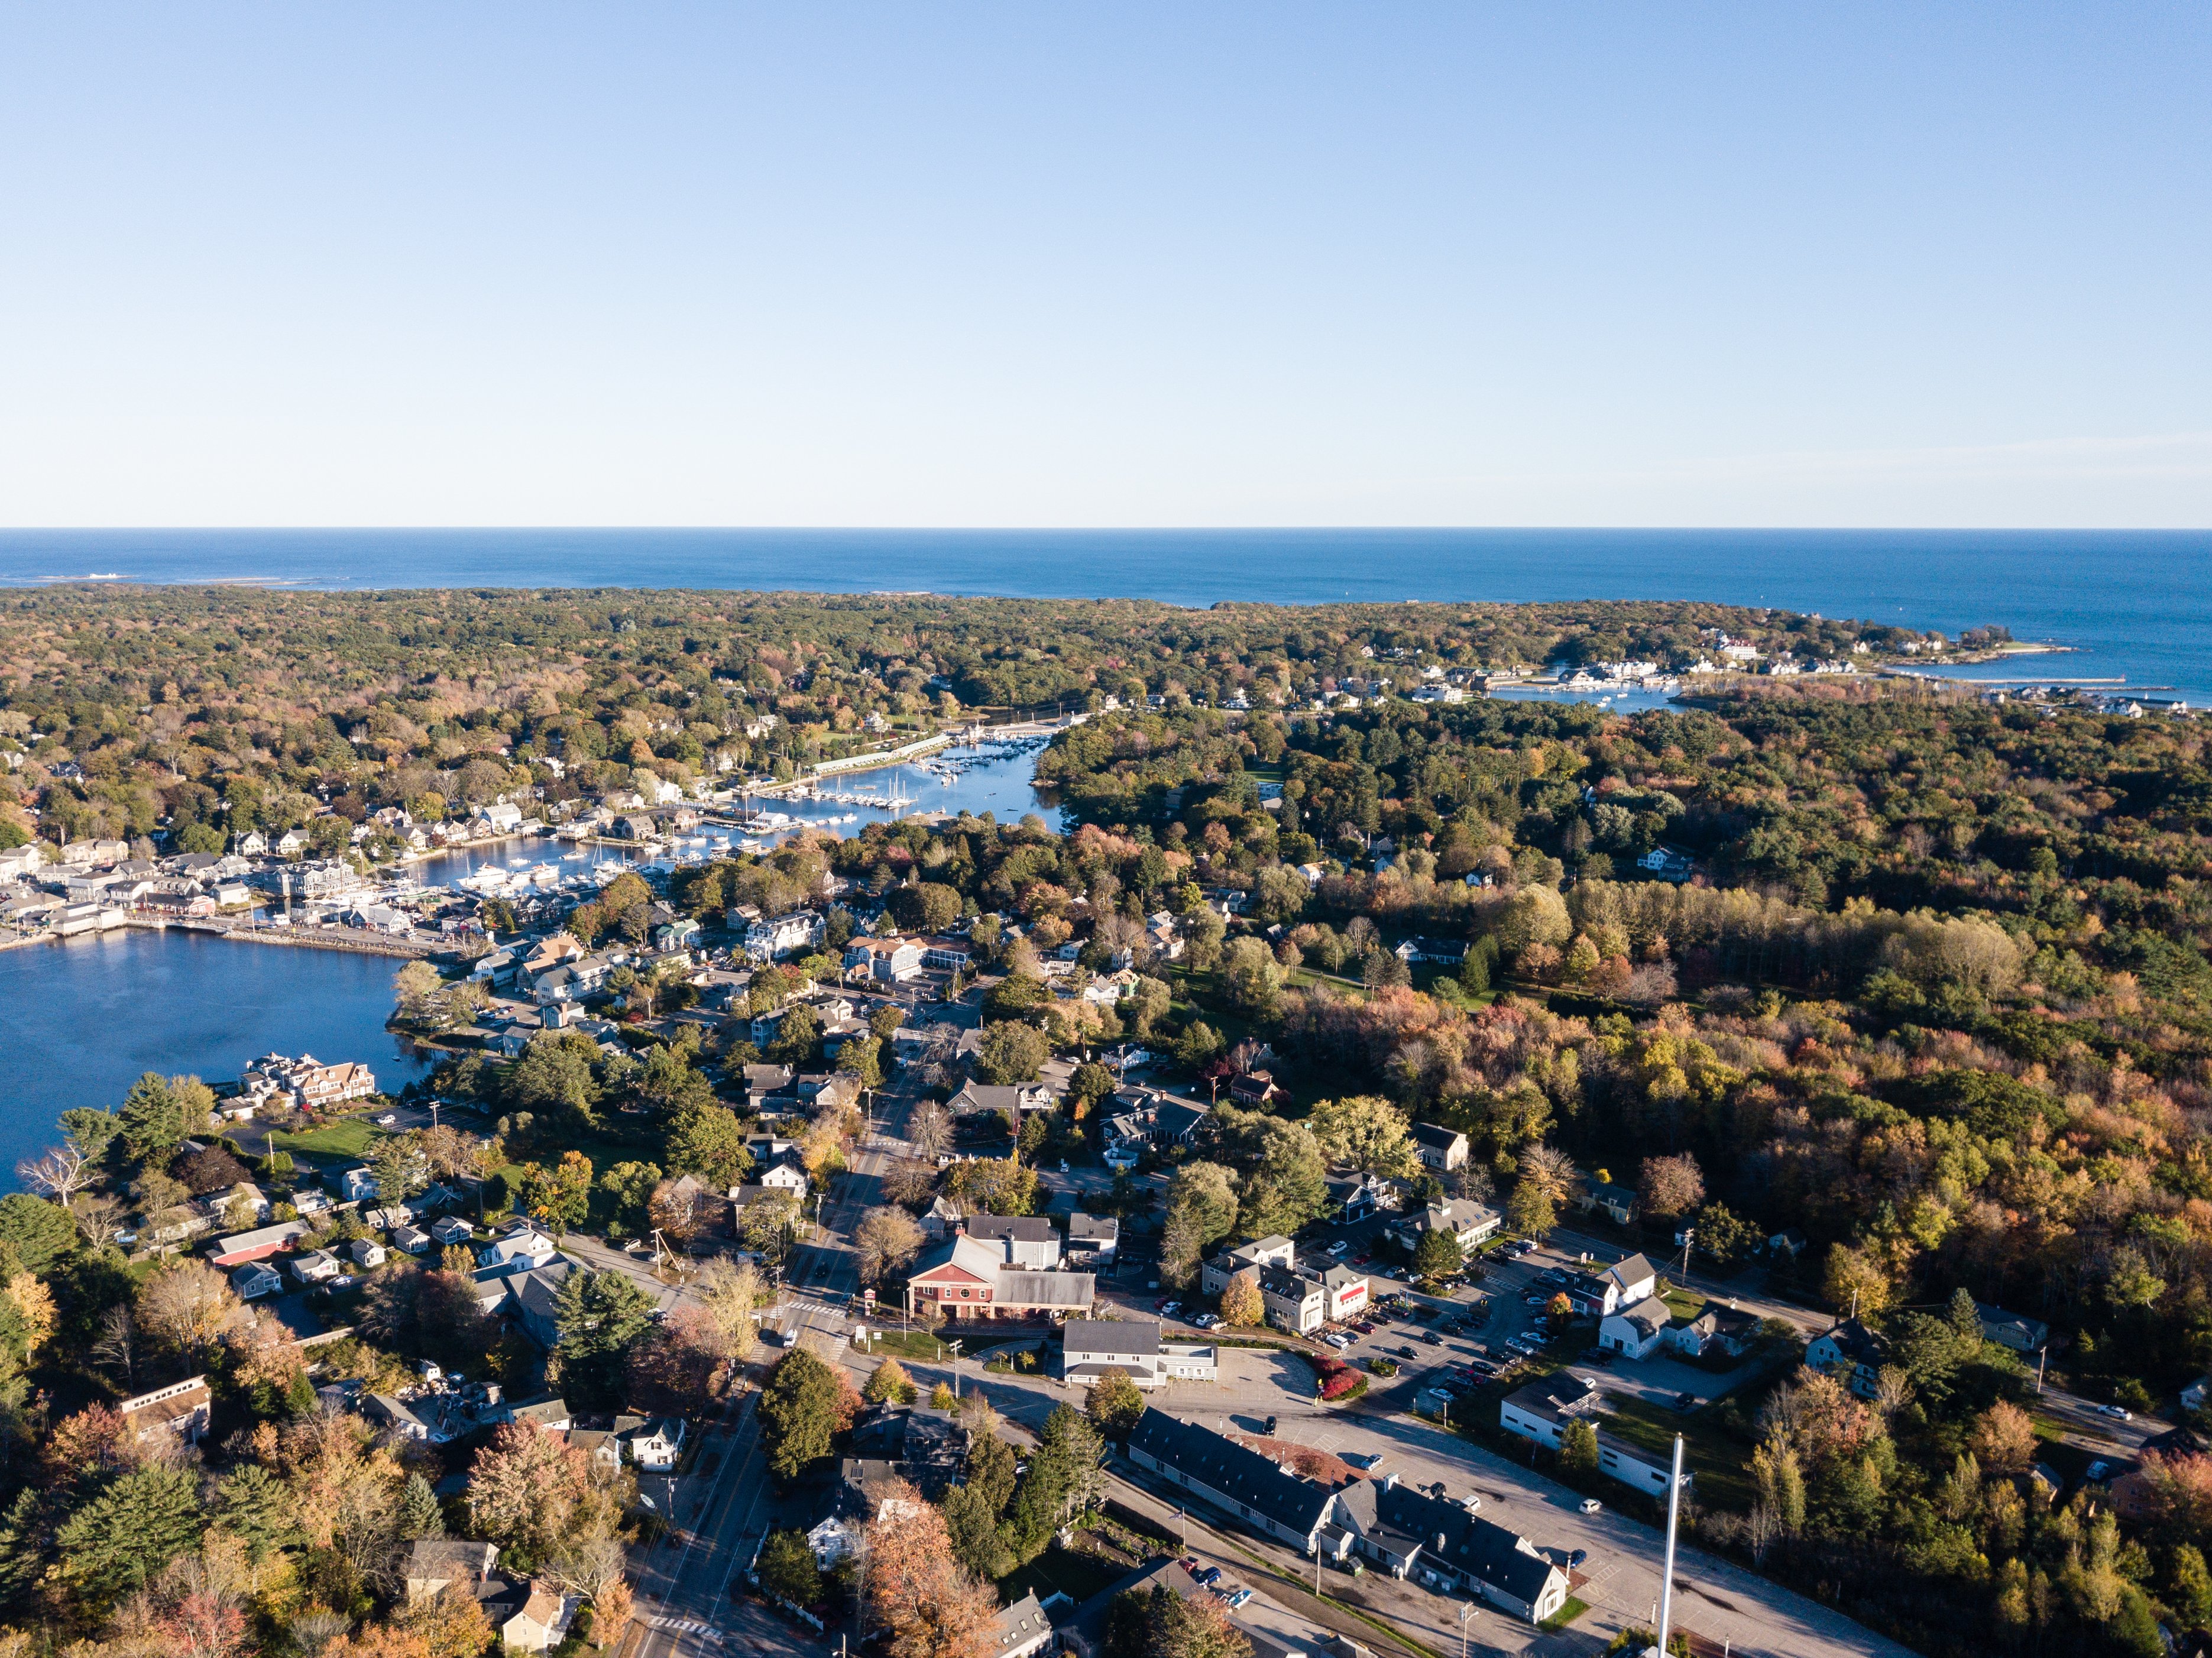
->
[{"left": 0, "top": 5, "right": 2205, "bottom": 527}]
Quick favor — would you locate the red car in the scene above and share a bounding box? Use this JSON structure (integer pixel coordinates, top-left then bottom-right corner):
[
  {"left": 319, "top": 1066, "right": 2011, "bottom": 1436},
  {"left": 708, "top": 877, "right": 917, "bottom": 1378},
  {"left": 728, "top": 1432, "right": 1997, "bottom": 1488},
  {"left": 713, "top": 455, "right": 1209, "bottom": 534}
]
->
[{"left": 1351, "top": 1320, "right": 1377, "bottom": 1335}]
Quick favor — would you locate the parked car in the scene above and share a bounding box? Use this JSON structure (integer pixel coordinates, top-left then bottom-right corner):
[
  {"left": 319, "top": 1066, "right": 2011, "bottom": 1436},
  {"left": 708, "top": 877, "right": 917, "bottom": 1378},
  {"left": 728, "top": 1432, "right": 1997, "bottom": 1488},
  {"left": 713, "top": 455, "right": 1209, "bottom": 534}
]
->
[
  {"left": 1161, "top": 1301, "right": 1183, "bottom": 1319},
  {"left": 1351, "top": 1320, "right": 1377, "bottom": 1334},
  {"left": 1675, "top": 1392, "right": 1699, "bottom": 1412},
  {"left": 1343, "top": 1452, "right": 1384, "bottom": 1469},
  {"left": 2100, "top": 1404, "right": 2133, "bottom": 1421},
  {"left": 2086, "top": 1459, "right": 2113, "bottom": 1481},
  {"left": 1225, "top": 1589, "right": 1254, "bottom": 1611},
  {"left": 1322, "top": 1333, "right": 1353, "bottom": 1350},
  {"left": 1397, "top": 1345, "right": 1420, "bottom": 1360},
  {"left": 1567, "top": 1549, "right": 1588, "bottom": 1568},
  {"left": 1262, "top": 1416, "right": 1277, "bottom": 1436},
  {"left": 377, "top": 1113, "right": 399, "bottom": 1125},
  {"left": 1327, "top": 1239, "right": 1349, "bottom": 1257},
  {"left": 1422, "top": 1331, "right": 1443, "bottom": 1346},
  {"left": 1194, "top": 1567, "right": 1222, "bottom": 1587},
  {"left": 1580, "top": 1498, "right": 1602, "bottom": 1515}
]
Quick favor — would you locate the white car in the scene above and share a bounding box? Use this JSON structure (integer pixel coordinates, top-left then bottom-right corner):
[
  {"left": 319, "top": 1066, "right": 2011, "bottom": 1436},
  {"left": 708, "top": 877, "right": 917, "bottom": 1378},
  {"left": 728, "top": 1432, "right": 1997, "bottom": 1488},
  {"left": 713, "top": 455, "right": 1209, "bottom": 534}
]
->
[
  {"left": 2099, "top": 1404, "right": 2132, "bottom": 1421},
  {"left": 1323, "top": 1332, "right": 1354, "bottom": 1349},
  {"left": 377, "top": 1113, "right": 398, "bottom": 1125},
  {"left": 1579, "top": 1498, "right": 1602, "bottom": 1515},
  {"left": 1193, "top": 1313, "right": 1220, "bottom": 1330},
  {"left": 1327, "top": 1239, "right": 1349, "bottom": 1257}
]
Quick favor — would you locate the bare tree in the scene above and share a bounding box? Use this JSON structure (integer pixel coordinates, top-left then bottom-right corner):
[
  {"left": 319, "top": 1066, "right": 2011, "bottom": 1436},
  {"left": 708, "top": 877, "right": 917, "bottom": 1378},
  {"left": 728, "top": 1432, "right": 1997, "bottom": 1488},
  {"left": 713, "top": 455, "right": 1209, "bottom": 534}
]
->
[
  {"left": 74, "top": 1192, "right": 128, "bottom": 1249},
  {"left": 17, "top": 1145, "right": 93, "bottom": 1209},
  {"left": 882, "top": 1158, "right": 937, "bottom": 1209},
  {"left": 91, "top": 1305, "right": 137, "bottom": 1389},
  {"left": 907, "top": 1101, "right": 953, "bottom": 1164},
  {"left": 136, "top": 1260, "right": 246, "bottom": 1364},
  {"left": 1747, "top": 1502, "right": 1781, "bottom": 1566},
  {"left": 543, "top": 1534, "right": 627, "bottom": 1601},
  {"left": 854, "top": 1207, "right": 924, "bottom": 1284}
]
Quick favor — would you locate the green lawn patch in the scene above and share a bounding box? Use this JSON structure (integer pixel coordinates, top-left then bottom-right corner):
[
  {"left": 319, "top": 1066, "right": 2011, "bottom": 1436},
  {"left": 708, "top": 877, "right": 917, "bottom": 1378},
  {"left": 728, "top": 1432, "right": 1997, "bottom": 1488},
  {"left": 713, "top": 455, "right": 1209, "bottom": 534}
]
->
[
  {"left": 1603, "top": 1394, "right": 1755, "bottom": 1513},
  {"left": 270, "top": 1119, "right": 385, "bottom": 1161},
  {"left": 1660, "top": 1287, "right": 1706, "bottom": 1321},
  {"left": 1539, "top": 1597, "right": 1590, "bottom": 1633},
  {"left": 860, "top": 1328, "right": 956, "bottom": 1362}
]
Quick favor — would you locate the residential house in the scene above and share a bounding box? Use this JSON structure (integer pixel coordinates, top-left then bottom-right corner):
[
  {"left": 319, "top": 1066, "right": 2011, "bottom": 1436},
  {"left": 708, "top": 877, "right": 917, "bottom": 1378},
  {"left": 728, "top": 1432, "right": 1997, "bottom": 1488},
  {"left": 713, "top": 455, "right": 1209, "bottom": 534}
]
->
[
  {"left": 336, "top": 1167, "right": 379, "bottom": 1203},
  {"left": 948, "top": 1079, "right": 1059, "bottom": 1118},
  {"left": 1410, "top": 1122, "right": 1469, "bottom": 1173},
  {"left": 1806, "top": 1319, "right": 1890, "bottom": 1400},
  {"left": 479, "top": 1225, "right": 559, "bottom": 1270},
  {"left": 1125, "top": 1411, "right": 1337, "bottom": 1553},
  {"left": 290, "top": 1250, "right": 342, "bottom": 1284},
  {"left": 349, "top": 1237, "right": 387, "bottom": 1269},
  {"left": 1392, "top": 937, "right": 1465, "bottom": 966},
  {"left": 921, "top": 1194, "right": 972, "bottom": 1240},
  {"left": 1060, "top": 1320, "right": 1217, "bottom": 1391},
  {"left": 430, "top": 1216, "right": 475, "bottom": 1246},
  {"left": 1598, "top": 1296, "right": 1673, "bottom": 1359},
  {"left": 1570, "top": 1254, "right": 1657, "bottom": 1318},
  {"left": 963, "top": 1216, "right": 1062, "bottom": 1271},
  {"left": 1975, "top": 1303, "right": 2051, "bottom": 1353},
  {"left": 404, "top": 1539, "right": 499, "bottom": 1602},
  {"left": 1671, "top": 1301, "right": 1761, "bottom": 1360},
  {"left": 1577, "top": 1180, "right": 1638, "bottom": 1226},
  {"left": 230, "top": 1261, "right": 283, "bottom": 1300},
  {"left": 1333, "top": 1475, "right": 1568, "bottom": 1624},
  {"left": 1326, "top": 1171, "right": 1401, "bottom": 1223},
  {"left": 741, "top": 1064, "right": 796, "bottom": 1109},
  {"left": 498, "top": 1395, "right": 574, "bottom": 1433},
  {"left": 989, "top": 1592, "right": 1056, "bottom": 1658},
  {"left": 1387, "top": 1199, "right": 1501, "bottom": 1258},
  {"left": 754, "top": 1153, "right": 811, "bottom": 1194},
  {"left": 1227, "top": 1071, "right": 1288, "bottom": 1108},
  {"left": 741, "top": 909, "right": 825, "bottom": 962},
  {"left": 206, "top": 1219, "right": 310, "bottom": 1267},
  {"left": 1499, "top": 1377, "right": 1690, "bottom": 1498},
  {"left": 391, "top": 1225, "right": 432, "bottom": 1256},
  {"left": 627, "top": 1417, "right": 686, "bottom": 1471},
  {"left": 1066, "top": 1212, "right": 1119, "bottom": 1264},
  {"left": 119, "top": 1377, "right": 213, "bottom": 1447},
  {"left": 499, "top": 1260, "right": 575, "bottom": 1348},
  {"left": 488, "top": 1582, "right": 577, "bottom": 1654},
  {"left": 1767, "top": 1228, "right": 1809, "bottom": 1260},
  {"left": 365, "top": 1393, "right": 440, "bottom": 1443},
  {"left": 844, "top": 935, "right": 925, "bottom": 983},
  {"left": 1199, "top": 1236, "right": 1297, "bottom": 1297}
]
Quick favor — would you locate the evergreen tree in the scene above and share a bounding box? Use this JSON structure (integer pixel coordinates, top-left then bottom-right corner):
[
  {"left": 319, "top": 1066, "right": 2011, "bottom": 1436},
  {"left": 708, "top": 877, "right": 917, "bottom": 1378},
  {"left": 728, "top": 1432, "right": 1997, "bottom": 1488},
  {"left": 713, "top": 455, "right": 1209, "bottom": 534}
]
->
[
  {"left": 552, "top": 1268, "right": 657, "bottom": 1408},
  {"left": 761, "top": 1350, "right": 847, "bottom": 1480},
  {"left": 398, "top": 1470, "right": 446, "bottom": 1541}
]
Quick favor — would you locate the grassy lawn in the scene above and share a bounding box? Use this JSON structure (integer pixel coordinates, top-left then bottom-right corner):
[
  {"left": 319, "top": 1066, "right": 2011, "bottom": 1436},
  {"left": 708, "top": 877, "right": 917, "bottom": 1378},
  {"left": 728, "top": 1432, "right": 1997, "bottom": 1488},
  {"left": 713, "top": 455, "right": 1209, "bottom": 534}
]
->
[
  {"left": 1604, "top": 1393, "right": 1755, "bottom": 1513},
  {"left": 861, "top": 1328, "right": 957, "bottom": 1362},
  {"left": 1660, "top": 1287, "right": 1706, "bottom": 1321},
  {"left": 270, "top": 1118, "right": 386, "bottom": 1161},
  {"left": 1539, "top": 1597, "right": 1590, "bottom": 1633}
]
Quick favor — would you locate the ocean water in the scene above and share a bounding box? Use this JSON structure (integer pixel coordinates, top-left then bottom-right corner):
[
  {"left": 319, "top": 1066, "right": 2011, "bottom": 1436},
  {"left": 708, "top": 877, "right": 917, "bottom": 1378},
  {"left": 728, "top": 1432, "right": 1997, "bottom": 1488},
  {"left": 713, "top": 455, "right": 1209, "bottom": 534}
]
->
[{"left": 0, "top": 527, "right": 2205, "bottom": 700}]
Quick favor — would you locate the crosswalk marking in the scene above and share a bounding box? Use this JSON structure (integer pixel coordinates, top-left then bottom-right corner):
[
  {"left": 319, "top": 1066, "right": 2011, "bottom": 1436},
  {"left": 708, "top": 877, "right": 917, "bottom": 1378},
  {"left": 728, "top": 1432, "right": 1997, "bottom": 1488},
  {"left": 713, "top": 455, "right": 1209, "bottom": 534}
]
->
[{"left": 646, "top": 1613, "right": 724, "bottom": 1639}]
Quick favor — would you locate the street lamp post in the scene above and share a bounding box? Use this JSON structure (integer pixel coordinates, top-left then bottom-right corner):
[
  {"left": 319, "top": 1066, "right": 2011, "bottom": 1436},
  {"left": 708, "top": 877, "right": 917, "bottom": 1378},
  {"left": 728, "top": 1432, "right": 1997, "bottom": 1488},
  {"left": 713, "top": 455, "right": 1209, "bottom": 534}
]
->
[
  {"left": 1459, "top": 1602, "right": 1478, "bottom": 1658},
  {"left": 948, "top": 1338, "right": 963, "bottom": 1399}
]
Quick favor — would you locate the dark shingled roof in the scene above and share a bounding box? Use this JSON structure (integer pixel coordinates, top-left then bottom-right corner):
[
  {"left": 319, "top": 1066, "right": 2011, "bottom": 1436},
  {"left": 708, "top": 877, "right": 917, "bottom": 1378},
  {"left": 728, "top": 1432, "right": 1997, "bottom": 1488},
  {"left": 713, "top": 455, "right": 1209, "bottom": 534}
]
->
[{"left": 1126, "top": 1411, "right": 1335, "bottom": 1536}]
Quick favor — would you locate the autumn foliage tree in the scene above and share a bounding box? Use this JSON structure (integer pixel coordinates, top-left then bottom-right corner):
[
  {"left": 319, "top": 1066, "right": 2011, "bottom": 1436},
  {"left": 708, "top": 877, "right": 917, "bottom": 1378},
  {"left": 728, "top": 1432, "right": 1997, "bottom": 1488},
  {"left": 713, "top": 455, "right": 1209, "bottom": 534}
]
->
[
  {"left": 1217, "top": 1269, "right": 1264, "bottom": 1327},
  {"left": 866, "top": 1489, "right": 1001, "bottom": 1658}
]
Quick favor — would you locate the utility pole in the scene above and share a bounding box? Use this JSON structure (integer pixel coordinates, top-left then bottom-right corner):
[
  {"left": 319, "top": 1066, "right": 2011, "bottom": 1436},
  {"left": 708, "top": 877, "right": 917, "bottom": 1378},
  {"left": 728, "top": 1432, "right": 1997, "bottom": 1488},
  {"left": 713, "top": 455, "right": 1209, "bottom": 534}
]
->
[
  {"left": 1459, "top": 1601, "right": 1478, "bottom": 1658},
  {"left": 948, "top": 1338, "right": 963, "bottom": 1399},
  {"left": 1656, "top": 1434, "right": 1685, "bottom": 1658}
]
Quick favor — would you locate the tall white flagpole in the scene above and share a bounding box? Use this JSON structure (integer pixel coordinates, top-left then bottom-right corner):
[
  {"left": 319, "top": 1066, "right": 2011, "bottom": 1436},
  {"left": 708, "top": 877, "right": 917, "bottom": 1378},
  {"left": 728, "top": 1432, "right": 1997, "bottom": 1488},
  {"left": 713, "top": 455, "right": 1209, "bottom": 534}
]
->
[{"left": 1656, "top": 1434, "right": 1684, "bottom": 1656}]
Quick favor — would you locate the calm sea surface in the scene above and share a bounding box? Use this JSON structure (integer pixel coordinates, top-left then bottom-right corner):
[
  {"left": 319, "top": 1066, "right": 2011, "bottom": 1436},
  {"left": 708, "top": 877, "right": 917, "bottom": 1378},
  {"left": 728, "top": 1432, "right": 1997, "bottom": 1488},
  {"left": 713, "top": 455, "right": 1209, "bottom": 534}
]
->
[{"left": 0, "top": 527, "right": 2206, "bottom": 697}]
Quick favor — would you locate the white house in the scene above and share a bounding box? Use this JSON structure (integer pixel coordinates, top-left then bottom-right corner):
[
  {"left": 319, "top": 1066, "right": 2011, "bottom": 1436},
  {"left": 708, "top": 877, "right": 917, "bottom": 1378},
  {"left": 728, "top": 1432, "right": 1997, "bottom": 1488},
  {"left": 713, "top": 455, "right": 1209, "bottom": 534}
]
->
[
  {"left": 338, "top": 1167, "right": 378, "bottom": 1203},
  {"left": 1598, "top": 1295, "right": 1673, "bottom": 1359},
  {"left": 480, "top": 1226, "right": 559, "bottom": 1269},
  {"left": 1573, "top": 1253, "right": 1658, "bottom": 1317},
  {"left": 1387, "top": 1199, "right": 1501, "bottom": 1257},
  {"left": 430, "top": 1216, "right": 475, "bottom": 1246},
  {"left": 349, "top": 1238, "right": 387, "bottom": 1269},
  {"left": 626, "top": 1417, "right": 686, "bottom": 1471},
  {"left": 290, "top": 1250, "right": 342, "bottom": 1284},
  {"left": 391, "top": 1225, "right": 432, "bottom": 1256}
]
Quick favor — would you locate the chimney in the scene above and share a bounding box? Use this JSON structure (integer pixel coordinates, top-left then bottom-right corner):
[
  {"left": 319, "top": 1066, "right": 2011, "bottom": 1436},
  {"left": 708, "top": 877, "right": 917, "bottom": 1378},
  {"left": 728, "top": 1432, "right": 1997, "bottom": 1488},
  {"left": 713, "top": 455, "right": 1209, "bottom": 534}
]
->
[{"left": 1381, "top": 1472, "right": 1398, "bottom": 1491}]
